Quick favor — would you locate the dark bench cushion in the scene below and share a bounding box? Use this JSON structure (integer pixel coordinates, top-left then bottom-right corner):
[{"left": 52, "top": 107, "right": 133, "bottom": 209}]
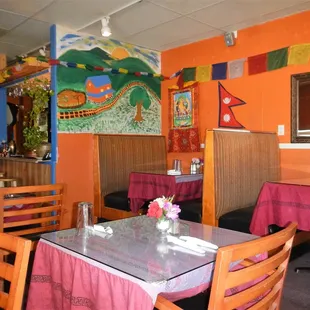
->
[
  {"left": 104, "top": 191, "right": 130, "bottom": 211},
  {"left": 176, "top": 198, "right": 202, "bottom": 223},
  {"left": 104, "top": 191, "right": 152, "bottom": 212},
  {"left": 218, "top": 206, "right": 255, "bottom": 234}
]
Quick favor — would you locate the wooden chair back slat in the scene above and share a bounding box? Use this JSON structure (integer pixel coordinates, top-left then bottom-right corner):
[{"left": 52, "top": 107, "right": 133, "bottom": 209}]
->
[
  {"left": 0, "top": 233, "right": 31, "bottom": 309},
  {"left": 226, "top": 244, "right": 290, "bottom": 289},
  {"left": 0, "top": 184, "right": 64, "bottom": 195},
  {"left": 0, "top": 292, "right": 9, "bottom": 309},
  {"left": 4, "top": 215, "right": 60, "bottom": 229},
  {"left": 230, "top": 223, "right": 296, "bottom": 261},
  {"left": 4, "top": 205, "right": 60, "bottom": 217},
  {"left": 0, "top": 184, "right": 65, "bottom": 244},
  {"left": 224, "top": 266, "right": 284, "bottom": 309},
  {"left": 0, "top": 261, "right": 14, "bottom": 281},
  {"left": 2, "top": 194, "right": 62, "bottom": 207},
  {"left": 8, "top": 224, "right": 59, "bottom": 237},
  {"left": 208, "top": 222, "right": 297, "bottom": 310}
]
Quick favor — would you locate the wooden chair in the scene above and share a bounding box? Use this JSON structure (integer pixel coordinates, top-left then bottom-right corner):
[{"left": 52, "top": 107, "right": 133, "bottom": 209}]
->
[
  {"left": 0, "top": 184, "right": 65, "bottom": 250},
  {"left": 208, "top": 222, "right": 297, "bottom": 309},
  {"left": 155, "top": 222, "right": 297, "bottom": 310},
  {"left": 0, "top": 233, "right": 31, "bottom": 309}
]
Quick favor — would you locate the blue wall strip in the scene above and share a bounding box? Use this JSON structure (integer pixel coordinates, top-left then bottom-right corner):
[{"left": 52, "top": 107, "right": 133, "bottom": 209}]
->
[
  {"left": 50, "top": 24, "right": 58, "bottom": 185},
  {"left": 0, "top": 88, "right": 7, "bottom": 142}
]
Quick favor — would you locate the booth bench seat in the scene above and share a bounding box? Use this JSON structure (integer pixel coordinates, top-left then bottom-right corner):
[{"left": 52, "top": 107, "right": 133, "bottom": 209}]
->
[
  {"left": 104, "top": 190, "right": 152, "bottom": 214},
  {"left": 176, "top": 198, "right": 256, "bottom": 232},
  {"left": 104, "top": 191, "right": 130, "bottom": 212},
  {"left": 176, "top": 198, "right": 202, "bottom": 223},
  {"left": 202, "top": 129, "right": 280, "bottom": 231},
  {"left": 104, "top": 190, "right": 203, "bottom": 223},
  {"left": 218, "top": 205, "right": 256, "bottom": 234},
  {"left": 94, "top": 135, "right": 167, "bottom": 220}
]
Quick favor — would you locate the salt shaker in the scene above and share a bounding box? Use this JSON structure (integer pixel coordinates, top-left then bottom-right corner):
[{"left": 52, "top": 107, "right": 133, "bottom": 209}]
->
[
  {"left": 190, "top": 162, "right": 197, "bottom": 174},
  {"left": 169, "top": 219, "right": 180, "bottom": 235}
]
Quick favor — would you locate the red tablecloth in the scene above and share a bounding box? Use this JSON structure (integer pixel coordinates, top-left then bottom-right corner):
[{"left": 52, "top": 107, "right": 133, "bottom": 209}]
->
[
  {"left": 128, "top": 173, "right": 202, "bottom": 212},
  {"left": 27, "top": 240, "right": 267, "bottom": 310},
  {"left": 250, "top": 182, "right": 310, "bottom": 236}
]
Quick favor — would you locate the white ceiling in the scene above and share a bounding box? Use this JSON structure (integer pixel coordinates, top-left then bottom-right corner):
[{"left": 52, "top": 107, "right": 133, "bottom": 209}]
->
[{"left": 0, "top": 0, "right": 310, "bottom": 62}]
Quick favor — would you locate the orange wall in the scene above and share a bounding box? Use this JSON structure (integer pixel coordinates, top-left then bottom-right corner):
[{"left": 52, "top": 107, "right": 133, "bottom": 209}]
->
[
  {"left": 161, "top": 10, "right": 310, "bottom": 178},
  {"left": 56, "top": 133, "right": 94, "bottom": 228}
]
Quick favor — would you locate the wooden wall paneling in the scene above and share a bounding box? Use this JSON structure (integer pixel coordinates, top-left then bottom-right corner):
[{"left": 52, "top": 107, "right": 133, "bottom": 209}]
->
[
  {"left": 202, "top": 130, "right": 217, "bottom": 226},
  {"left": 0, "top": 159, "right": 51, "bottom": 186}
]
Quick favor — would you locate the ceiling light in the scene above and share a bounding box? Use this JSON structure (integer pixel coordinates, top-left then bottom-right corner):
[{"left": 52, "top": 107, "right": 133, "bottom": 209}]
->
[
  {"left": 39, "top": 46, "right": 46, "bottom": 56},
  {"left": 101, "top": 17, "right": 111, "bottom": 37}
]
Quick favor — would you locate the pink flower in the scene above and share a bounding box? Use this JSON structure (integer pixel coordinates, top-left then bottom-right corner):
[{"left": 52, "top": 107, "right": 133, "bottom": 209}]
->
[
  {"left": 147, "top": 201, "right": 163, "bottom": 219},
  {"left": 165, "top": 203, "right": 181, "bottom": 220}
]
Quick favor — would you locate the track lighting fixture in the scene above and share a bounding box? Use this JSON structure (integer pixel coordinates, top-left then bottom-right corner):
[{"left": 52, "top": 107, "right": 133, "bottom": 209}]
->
[{"left": 101, "top": 16, "right": 111, "bottom": 37}]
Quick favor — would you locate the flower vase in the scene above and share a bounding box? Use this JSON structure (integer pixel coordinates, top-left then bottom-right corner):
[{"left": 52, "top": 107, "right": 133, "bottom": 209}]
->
[{"left": 156, "top": 218, "right": 171, "bottom": 237}]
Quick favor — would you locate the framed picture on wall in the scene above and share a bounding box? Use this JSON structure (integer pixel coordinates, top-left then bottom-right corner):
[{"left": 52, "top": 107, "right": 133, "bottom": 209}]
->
[{"left": 169, "top": 83, "right": 198, "bottom": 129}]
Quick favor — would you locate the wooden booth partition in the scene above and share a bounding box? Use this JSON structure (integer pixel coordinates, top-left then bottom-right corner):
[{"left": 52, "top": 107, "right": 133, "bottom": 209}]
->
[
  {"left": 94, "top": 135, "right": 167, "bottom": 220},
  {"left": 0, "top": 158, "right": 51, "bottom": 186},
  {"left": 202, "top": 129, "right": 280, "bottom": 226}
]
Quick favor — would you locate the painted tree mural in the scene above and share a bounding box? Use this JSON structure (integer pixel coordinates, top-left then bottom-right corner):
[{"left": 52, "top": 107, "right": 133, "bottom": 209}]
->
[{"left": 129, "top": 86, "right": 151, "bottom": 122}]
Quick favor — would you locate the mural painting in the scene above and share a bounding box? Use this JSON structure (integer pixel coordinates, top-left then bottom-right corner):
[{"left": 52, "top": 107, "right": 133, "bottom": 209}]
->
[{"left": 56, "top": 27, "right": 161, "bottom": 134}]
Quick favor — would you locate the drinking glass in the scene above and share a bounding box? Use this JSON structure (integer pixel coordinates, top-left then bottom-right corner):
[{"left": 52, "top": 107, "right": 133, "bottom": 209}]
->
[
  {"left": 173, "top": 159, "right": 182, "bottom": 172},
  {"left": 76, "top": 202, "right": 94, "bottom": 237}
]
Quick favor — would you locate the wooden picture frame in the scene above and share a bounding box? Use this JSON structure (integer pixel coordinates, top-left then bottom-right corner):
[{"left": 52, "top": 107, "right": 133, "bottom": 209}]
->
[{"left": 291, "top": 72, "right": 310, "bottom": 143}]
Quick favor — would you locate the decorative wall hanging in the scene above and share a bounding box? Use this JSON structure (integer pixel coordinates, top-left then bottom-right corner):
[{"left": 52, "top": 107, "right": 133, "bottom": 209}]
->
[
  {"left": 166, "top": 43, "right": 310, "bottom": 84},
  {"left": 218, "top": 82, "right": 246, "bottom": 128},
  {"left": 2, "top": 43, "right": 310, "bottom": 84},
  {"left": 168, "top": 83, "right": 200, "bottom": 152}
]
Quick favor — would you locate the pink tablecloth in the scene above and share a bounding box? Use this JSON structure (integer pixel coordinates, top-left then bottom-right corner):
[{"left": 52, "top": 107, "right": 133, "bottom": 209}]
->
[
  {"left": 128, "top": 173, "right": 202, "bottom": 212},
  {"left": 27, "top": 240, "right": 267, "bottom": 310},
  {"left": 250, "top": 182, "right": 310, "bottom": 236}
]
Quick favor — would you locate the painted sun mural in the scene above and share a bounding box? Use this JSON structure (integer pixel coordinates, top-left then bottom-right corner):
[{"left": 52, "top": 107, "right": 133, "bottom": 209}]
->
[{"left": 55, "top": 26, "right": 161, "bottom": 134}]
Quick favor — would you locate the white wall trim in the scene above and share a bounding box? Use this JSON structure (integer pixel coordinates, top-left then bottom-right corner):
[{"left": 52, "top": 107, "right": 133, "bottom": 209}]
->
[{"left": 279, "top": 143, "right": 310, "bottom": 149}]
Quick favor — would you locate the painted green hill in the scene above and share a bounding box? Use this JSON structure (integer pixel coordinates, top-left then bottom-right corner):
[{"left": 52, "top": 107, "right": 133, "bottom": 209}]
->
[
  {"left": 57, "top": 48, "right": 160, "bottom": 97},
  {"left": 89, "top": 47, "right": 115, "bottom": 60}
]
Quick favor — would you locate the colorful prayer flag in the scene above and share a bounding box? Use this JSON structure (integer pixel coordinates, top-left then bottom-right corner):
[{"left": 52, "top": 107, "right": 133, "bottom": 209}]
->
[
  {"left": 212, "top": 62, "right": 227, "bottom": 80},
  {"left": 228, "top": 59, "right": 245, "bottom": 79},
  {"left": 288, "top": 44, "right": 310, "bottom": 65},
  {"left": 248, "top": 53, "right": 267, "bottom": 75},
  {"left": 183, "top": 67, "right": 196, "bottom": 82},
  {"left": 267, "top": 47, "right": 288, "bottom": 71},
  {"left": 218, "top": 82, "right": 245, "bottom": 128},
  {"left": 196, "top": 65, "right": 211, "bottom": 82}
]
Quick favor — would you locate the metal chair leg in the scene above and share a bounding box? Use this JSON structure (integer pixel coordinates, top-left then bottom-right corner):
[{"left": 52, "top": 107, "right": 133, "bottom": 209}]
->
[{"left": 295, "top": 267, "right": 310, "bottom": 273}]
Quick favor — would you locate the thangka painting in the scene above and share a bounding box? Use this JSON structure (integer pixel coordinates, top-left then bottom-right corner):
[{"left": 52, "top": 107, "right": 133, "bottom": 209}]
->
[
  {"left": 168, "top": 83, "right": 200, "bottom": 152},
  {"left": 55, "top": 26, "right": 161, "bottom": 134},
  {"left": 171, "top": 88, "right": 194, "bottom": 128}
]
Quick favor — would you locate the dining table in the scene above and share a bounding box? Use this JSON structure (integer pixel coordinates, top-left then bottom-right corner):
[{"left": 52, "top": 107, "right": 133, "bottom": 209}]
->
[
  {"left": 250, "top": 179, "right": 310, "bottom": 236},
  {"left": 26, "top": 216, "right": 264, "bottom": 310},
  {"left": 128, "top": 172, "right": 203, "bottom": 213}
]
